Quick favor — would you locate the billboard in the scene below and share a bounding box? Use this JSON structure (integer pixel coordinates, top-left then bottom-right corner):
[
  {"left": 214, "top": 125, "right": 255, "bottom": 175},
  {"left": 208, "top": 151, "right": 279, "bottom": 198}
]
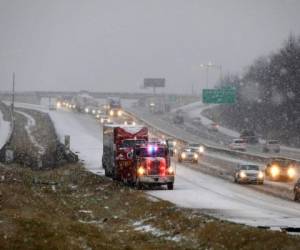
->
[{"left": 144, "top": 78, "right": 166, "bottom": 88}]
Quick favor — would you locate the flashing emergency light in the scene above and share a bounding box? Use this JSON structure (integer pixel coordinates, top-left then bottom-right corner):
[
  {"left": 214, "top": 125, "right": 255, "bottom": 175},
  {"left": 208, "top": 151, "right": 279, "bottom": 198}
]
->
[{"left": 147, "top": 145, "right": 158, "bottom": 154}]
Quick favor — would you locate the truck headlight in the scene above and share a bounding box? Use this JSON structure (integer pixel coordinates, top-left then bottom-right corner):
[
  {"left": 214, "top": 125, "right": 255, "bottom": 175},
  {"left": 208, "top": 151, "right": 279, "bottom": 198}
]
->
[
  {"left": 199, "top": 146, "right": 204, "bottom": 153},
  {"left": 271, "top": 166, "right": 280, "bottom": 177},
  {"left": 181, "top": 152, "right": 186, "bottom": 159},
  {"left": 168, "top": 167, "right": 174, "bottom": 174},
  {"left": 258, "top": 171, "right": 264, "bottom": 179},
  {"left": 138, "top": 167, "right": 145, "bottom": 176},
  {"left": 117, "top": 110, "right": 122, "bottom": 116},
  {"left": 240, "top": 171, "right": 247, "bottom": 178},
  {"left": 288, "top": 168, "right": 296, "bottom": 178},
  {"left": 109, "top": 110, "right": 114, "bottom": 116}
]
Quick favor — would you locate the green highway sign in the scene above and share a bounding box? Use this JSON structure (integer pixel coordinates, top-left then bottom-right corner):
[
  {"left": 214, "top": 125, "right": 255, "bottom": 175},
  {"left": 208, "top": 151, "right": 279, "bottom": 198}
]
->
[{"left": 202, "top": 88, "right": 236, "bottom": 104}]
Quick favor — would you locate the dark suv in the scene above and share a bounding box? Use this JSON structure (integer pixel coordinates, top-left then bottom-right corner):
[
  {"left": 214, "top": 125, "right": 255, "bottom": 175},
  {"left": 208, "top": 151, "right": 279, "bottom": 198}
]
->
[
  {"left": 240, "top": 129, "right": 258, "bottom": 144},
  {"left": 265, "top": 158, "right": 297, "bottom": 181}
]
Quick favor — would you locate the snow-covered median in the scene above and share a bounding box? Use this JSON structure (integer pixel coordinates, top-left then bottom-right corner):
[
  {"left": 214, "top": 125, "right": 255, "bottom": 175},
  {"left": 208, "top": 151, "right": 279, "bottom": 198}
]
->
[
  {"left": 15, "top": 110, "right": 45, "bottom": 155},
  {"left": 0, "top": 110, "right": 11, "bottom": 150}
]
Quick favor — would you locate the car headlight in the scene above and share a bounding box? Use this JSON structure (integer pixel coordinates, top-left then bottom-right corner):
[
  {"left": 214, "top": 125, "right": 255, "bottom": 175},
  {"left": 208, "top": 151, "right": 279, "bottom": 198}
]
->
[
  {"left": 132, "top": 121, "right": 136, "bottom": 126},
  {"left": 194, "top": 153, "right": 198, "bottom": 159},
  {"left": 85, "top": 108, "right": 89, "bottom": 113},
  {"left": 107, "top": 118, "right": 111, "bottom": 123},
  {"left": 92, "top": 109, "right": 96, "bottom": 114},
  {"left": 117, "top": 110, "right": 122, "bottom": 116},
  {"left": 271, "top": 166, "right": 280, "bottom": 177},
  {"left": 109, "top": 110, "right": 114, "bottom": 116},
  {"left": 124, "top": 121, "right": 128, "bottom": 125},
  {"left": 258, "top": 171, "right": 264, "bottom": 179},
  {"left": 181, "top": 152, "right": 186, "bottom": 159},
  {"left": 56, "top": 102, "right": 61, "bottom": 108},
  {"left": 100, "top": 118, "right": 104, "bottom": 123},
  {"left": 240, "top": 171, "right": 247, "bottom": 178},
  {"left": 288, "top": 168, "right": 296, "bottom": 178},
  {"left": 199, "top": 146, "right": 204, "bottom": 153}
]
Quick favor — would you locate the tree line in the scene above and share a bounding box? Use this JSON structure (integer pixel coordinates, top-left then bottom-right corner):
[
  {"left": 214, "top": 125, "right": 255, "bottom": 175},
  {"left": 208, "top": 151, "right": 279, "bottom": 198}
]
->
[{"left": 217, "top": 34, "right": 300, "bottom": 146}]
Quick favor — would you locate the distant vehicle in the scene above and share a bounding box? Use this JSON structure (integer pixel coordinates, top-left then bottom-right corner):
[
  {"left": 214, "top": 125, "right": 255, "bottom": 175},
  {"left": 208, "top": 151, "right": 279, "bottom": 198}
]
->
[
  {"left": 71, "top": 92, "right": 99, "bottom": 113},
  {"left": 107, "top": 97, "right": 122, "bottom": 117},
  {"left": 95, "top": 110, "right": 105, "bottom": 119},
  {"left": 265, "top": 158, "right": 297, "bottom": 181},
  {"left": 208, "top": 122, "right": 219, "bottom": 132},
  {"left": 100, "top": 115, "right": 112, "bottom": 124},
  {"left": 124, "top": 119, "right": 136, "bottom": 126},
  {"left": 240, "top": 129, "right": 258, "bottom": 144},
  {"left": 191, "top": 117, "right": 202, "bottom": 126},
  {"left": 293, "top": 178, "right": 300, "bottom": 201},
  {"left": 173, "top": 110, "right": 184, "bottom": 124},
  {"left": 233, "top": 164, "right": 264, "bottom": 184},
  {"left": 229, "top": 139, "right": 247, "bottom": 151},
  {"left": 263, "top": 140, "right": 280, "bottom": 153},
  {"left": 188, "top": 143, "right": 205, "bottom": 155},
  {"left": 178, "top": 147, "right": 199, "bottom": 164}
]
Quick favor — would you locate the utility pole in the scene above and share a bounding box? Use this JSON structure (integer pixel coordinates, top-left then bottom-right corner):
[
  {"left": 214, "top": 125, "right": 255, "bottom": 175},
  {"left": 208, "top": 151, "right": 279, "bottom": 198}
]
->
[{"left": 12, "top": 72, "right": 15, "bottom": 113}]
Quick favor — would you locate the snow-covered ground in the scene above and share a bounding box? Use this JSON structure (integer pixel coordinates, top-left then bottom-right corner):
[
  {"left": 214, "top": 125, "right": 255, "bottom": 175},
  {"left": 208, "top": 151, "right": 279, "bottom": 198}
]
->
[
  {"left": 49, "top": 110, "right": 103, "bottom": 175},
  {"left": 0, "top": 109, "right": 11, "bottom": 150}
]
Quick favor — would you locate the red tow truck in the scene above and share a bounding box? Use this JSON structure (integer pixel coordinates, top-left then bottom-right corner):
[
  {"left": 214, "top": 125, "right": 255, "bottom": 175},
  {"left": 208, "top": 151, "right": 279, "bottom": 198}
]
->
[{"left": 102, "top": 124, "right": 175, "bottom": 189}]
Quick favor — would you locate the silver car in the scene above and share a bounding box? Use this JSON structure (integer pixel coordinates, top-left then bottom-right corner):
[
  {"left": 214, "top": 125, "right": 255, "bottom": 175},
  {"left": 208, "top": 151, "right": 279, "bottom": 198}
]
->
[{"left": 234, "top": 164, "right": 264, "bottom": 184}]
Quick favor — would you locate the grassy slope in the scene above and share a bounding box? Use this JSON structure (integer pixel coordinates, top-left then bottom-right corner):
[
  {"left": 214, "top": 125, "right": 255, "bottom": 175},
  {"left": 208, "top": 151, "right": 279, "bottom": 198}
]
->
[{"left": 0, "top": 164, "right": 300, "bottom": 250}]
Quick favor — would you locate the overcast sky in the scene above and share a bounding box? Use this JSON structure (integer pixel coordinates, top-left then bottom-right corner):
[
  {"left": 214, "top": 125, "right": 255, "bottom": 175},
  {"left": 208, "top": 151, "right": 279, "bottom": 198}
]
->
[{"left": 0, "top": 0, "right": 299, "bottom": 94}]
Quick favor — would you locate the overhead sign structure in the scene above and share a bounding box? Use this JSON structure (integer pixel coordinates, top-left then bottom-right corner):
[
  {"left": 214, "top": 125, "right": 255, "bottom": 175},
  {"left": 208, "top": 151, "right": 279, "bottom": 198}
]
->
[
  {"left": 144, "top": 78, "right": 166, "bottom": 88},
  {"left": 202, "top": 88, "right": 236, "bottom": 104}
]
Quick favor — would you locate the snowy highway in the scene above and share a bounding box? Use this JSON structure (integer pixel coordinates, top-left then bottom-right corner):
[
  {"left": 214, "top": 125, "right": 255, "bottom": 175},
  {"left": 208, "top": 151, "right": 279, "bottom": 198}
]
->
[{"left": 38, "top": 107, "right": 300, "bottom": 229}]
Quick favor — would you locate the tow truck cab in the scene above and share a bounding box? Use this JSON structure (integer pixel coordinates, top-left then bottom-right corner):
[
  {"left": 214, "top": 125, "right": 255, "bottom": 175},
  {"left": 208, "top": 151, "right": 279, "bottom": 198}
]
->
[{"left": 133, "top": 143, "right": 175, "bottom": 190}]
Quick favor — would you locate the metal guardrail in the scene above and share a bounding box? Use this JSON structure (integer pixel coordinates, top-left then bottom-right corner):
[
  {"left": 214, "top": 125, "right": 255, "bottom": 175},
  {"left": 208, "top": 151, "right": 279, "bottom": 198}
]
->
[{"left": 124, "top": 109, "right": 300, "bottom": 164}]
